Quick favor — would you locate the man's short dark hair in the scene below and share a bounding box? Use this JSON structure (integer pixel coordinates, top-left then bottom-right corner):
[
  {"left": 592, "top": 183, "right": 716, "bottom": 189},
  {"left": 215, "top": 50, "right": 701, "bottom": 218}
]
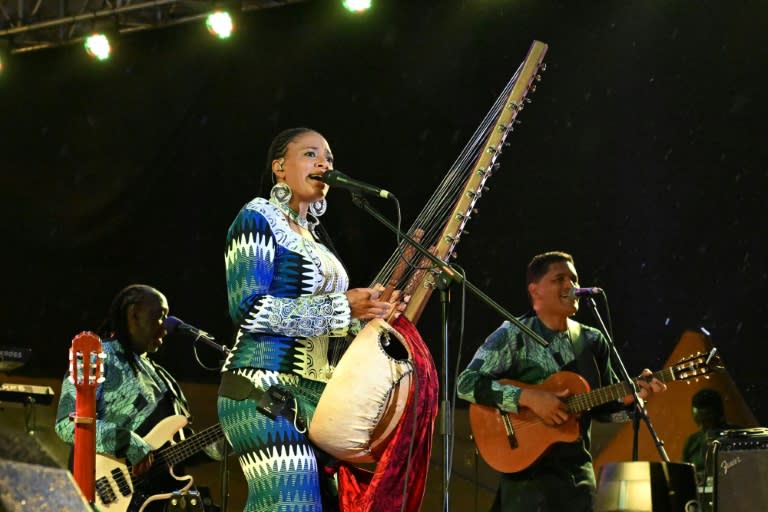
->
[
  {"left": 692, "top": 388, "right": 725, "bottom": 416},
  {"left": 526, "top": 251, "right": 574, "bottom": 285}
]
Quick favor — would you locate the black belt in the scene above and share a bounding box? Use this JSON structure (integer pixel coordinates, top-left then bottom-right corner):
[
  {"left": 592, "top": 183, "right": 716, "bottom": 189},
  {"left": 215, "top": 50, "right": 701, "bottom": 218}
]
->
[
  {"left": 218, "top": 371, "right": 305, "bottom": 430},
  {"left": 218, "top": 371, "right": 268, "bottom": 401}
]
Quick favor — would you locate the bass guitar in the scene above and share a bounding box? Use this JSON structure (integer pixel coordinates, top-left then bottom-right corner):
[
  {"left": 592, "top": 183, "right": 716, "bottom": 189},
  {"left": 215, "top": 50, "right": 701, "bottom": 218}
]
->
[
  {"left": 469, "top": 351, "right": 721, "bottom": 473},
  {"left": 94, "top": 415, "right": 224, "bottom": 512}
]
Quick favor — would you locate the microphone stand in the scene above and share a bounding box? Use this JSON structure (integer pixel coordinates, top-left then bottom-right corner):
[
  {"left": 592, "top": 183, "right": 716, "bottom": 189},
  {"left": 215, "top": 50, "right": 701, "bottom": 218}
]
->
[
  {"left": 581, "top": 296, "right": 669, "bottom": 463},
  {"left": 193, "top": 334, "right": 231, "bottom": 357},
  {"left": 349, "top": 194, "right": 551, "bottom": 512},
  {"left": 193, "top": 336, "right": 232, "bottom": 512}
]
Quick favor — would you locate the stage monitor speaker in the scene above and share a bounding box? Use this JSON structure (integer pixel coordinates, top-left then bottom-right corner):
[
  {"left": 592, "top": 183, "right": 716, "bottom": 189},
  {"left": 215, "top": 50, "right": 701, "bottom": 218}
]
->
[
  {"left": 0, "top": 459, "right": 91, "bottom": 512},
  {"left": 595, "top": 461, "right": 698, "bottom": 512},
  {"left": 714, "top": 428, "right": 768, "bottom": 512},
  {"left": 0, "top": 427, "right": 59, "bottom": 468}
]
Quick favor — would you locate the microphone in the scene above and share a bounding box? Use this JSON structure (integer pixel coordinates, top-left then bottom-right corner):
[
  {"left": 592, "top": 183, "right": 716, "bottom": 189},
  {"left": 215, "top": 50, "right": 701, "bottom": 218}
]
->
[
  {"left": 568, "top": 287, "right": 603, "bottom": 298},
  {"left": 163, "top": 316, "right": 216, "bottom": 343},
  {"left": 321, "top": 169, "right": 395, "bottom": 200}
]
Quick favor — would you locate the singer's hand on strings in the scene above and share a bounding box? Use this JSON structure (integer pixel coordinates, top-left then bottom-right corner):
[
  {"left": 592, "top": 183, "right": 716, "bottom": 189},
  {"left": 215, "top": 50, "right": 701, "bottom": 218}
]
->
[
  {"left": 346, "top": 285, "right": 395, "bottom": 320},
  {"left": 519, "top": 387, "right": 572, "bottom": 427},
  {"left": 385, "top": 289, "right": 410, "bottom": 320}
]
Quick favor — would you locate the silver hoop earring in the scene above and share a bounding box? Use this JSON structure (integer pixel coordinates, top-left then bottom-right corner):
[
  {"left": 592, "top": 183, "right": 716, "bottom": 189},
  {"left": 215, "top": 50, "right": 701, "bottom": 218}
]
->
[
  {"left": 308, "top": 198, "right": 327, "bottom": 218},
  {"left": 270, "top": 183, "right": 292, "bottom": 204}
]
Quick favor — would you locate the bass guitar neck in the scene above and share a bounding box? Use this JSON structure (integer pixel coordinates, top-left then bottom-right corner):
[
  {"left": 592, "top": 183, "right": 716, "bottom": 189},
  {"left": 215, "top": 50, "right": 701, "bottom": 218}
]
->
[{"left": 93, "top": 415, "right": 224, "bottom": 512}]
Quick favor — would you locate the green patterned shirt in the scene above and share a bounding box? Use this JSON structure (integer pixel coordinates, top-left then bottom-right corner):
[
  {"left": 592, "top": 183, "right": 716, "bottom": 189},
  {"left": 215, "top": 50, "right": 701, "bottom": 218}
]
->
[
  {"left": 457, "top": 314, "right": 623, "bottom": 487},
  {"left": 55, "top": 339, "right": 190, "bottom": 465}
]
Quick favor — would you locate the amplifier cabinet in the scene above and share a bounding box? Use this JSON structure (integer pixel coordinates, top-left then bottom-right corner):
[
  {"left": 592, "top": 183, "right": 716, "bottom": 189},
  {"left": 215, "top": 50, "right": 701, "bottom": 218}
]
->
[{"left": 714, "top": 430, "right": 768, "bottom": 512}]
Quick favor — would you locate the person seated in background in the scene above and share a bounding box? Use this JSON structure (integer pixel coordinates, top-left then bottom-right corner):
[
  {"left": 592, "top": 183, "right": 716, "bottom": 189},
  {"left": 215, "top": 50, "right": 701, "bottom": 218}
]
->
[
  {"left": 682, "top": 387, "right": 740, "bottom": 485},
  {"left": 55, "top": 284, "right": 223, "bottom": 512}
]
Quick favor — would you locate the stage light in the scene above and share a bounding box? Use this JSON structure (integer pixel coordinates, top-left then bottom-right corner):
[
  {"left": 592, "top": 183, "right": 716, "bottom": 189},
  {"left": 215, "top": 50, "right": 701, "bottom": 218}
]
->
[
  {"left": 342, "top": 0, "right": 372, "bottom": 13},
  {"left": 206, "top": 11, "right": 234, "bottom": 39},
  {"left": 84, "top": 33, "right": 111, "bottom": 61}
]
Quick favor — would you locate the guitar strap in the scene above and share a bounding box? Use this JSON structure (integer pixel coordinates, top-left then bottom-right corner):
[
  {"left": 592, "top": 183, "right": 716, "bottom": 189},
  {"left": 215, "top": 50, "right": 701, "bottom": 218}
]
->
[
  {"left": 567, "top": 318, "right": 606, "bottom": 390},
  {"left": 150, "top": 362, "right": 193, "bottom": 440},
  {"left": 566, "top": 318, "right": 593, "bottom": 381},
  {"left": 567, "top": 318, "right": 582, "bottom": 348}
]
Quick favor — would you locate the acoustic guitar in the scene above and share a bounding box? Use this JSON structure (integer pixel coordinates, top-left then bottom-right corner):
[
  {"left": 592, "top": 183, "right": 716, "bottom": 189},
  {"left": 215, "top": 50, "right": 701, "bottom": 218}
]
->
[
  {"left": 69, "top": 331, "right": 105, "bottom": 503},
  {"left": 469, "top": 351, "right": 721, "bottom": 473}
]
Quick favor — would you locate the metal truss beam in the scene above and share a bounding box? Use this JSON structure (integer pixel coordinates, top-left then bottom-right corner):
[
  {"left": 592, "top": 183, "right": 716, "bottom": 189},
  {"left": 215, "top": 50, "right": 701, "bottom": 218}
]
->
[{"left": 0, "top": 0, "right": 308, "bottom": 54}]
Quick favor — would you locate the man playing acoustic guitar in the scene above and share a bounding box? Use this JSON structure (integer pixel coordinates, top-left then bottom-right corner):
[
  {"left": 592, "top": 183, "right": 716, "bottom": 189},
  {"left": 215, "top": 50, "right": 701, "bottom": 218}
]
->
[{"left": 457, "top": 251, "right": 666, "bottom": 511}]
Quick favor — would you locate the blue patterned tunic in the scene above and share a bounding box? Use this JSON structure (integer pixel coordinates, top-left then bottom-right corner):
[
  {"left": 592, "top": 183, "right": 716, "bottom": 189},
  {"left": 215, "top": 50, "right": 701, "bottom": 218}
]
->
[
  {"left": 221, "top": 197, "right": 351, "bottom": 379},
  {"left": 218, "top": 197, "right": 353, "bottom": 512}
]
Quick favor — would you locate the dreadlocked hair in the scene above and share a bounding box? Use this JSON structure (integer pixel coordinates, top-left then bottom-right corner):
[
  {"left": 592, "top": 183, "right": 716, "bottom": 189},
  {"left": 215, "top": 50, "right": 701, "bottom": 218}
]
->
[{"left": 98, "top": 284, "right": 158, "bottom": 375}]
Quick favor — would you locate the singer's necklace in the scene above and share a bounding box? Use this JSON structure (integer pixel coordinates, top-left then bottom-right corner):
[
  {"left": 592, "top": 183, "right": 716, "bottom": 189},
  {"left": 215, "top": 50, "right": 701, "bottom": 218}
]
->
[{"left": 270, "top": 198, "right": 310, "bottom": 230}]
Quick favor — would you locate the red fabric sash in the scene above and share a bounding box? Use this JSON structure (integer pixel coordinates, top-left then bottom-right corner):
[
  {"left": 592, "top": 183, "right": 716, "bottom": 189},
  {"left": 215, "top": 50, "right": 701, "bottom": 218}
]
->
[{"left": 336, "top": 316, "right": 439, "bottom": 511}]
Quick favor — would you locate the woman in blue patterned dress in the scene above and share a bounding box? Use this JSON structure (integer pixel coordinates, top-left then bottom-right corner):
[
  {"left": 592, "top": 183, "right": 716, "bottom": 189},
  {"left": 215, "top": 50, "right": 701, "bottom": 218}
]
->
[{"left": 217, "top": 127, "right": 397, "bottom": 511}]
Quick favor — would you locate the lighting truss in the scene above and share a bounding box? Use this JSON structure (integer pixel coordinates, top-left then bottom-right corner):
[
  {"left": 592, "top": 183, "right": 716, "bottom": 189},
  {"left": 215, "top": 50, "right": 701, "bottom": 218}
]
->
[{"left": 0, "top": 0, "right": 310, "bottom": 54}]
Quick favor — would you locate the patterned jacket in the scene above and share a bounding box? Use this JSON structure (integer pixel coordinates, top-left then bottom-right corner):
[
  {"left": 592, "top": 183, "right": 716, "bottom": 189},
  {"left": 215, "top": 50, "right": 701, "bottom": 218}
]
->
[
  {"left": 222, "top": 197, "right": 354, "bottom": 382},
  {"left": 457, "top": 314, "right": 625, "bottom": 485},
  {"left": 55, "top": 338, "right": 189, "bottom": 465}
]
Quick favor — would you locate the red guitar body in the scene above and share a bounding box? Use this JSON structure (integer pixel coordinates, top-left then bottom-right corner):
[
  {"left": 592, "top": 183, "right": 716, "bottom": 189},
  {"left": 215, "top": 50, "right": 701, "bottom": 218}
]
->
[{"left": 69, "top": 331, "right": 104, "bottom": 503}]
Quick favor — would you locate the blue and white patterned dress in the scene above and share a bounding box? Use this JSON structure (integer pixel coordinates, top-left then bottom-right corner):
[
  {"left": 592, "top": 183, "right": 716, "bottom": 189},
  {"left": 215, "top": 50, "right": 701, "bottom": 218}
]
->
[{"left": 218, "top": 196, "right": 352, "bottom": 512}]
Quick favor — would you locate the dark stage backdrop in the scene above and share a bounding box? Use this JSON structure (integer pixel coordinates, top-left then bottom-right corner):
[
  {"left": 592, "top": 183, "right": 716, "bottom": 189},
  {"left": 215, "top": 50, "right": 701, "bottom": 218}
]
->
[{"left": 1, "top": 1, "right": 766, "bottom": 423}]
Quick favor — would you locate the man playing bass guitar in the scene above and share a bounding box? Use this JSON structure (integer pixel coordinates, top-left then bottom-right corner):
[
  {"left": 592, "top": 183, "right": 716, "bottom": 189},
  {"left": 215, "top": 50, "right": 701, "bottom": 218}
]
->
[
  {"left": 55, "top": 284, "right": 224, "bottom": 512},
  {"left": 457, "top": 251, "right": 666, "bottom": 512}
]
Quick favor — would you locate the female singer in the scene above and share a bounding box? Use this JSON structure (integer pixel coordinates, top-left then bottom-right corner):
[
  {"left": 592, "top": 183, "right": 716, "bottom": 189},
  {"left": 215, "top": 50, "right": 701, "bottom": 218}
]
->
[{"left": 217, "top": 127, "right": 399, "bottom": 511}]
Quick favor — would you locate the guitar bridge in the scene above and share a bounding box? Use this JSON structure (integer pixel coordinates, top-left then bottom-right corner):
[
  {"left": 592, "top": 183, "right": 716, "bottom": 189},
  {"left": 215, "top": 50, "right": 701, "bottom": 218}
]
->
[{"left": 501, "top": 411, "right": 519, "bottom": 449}]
